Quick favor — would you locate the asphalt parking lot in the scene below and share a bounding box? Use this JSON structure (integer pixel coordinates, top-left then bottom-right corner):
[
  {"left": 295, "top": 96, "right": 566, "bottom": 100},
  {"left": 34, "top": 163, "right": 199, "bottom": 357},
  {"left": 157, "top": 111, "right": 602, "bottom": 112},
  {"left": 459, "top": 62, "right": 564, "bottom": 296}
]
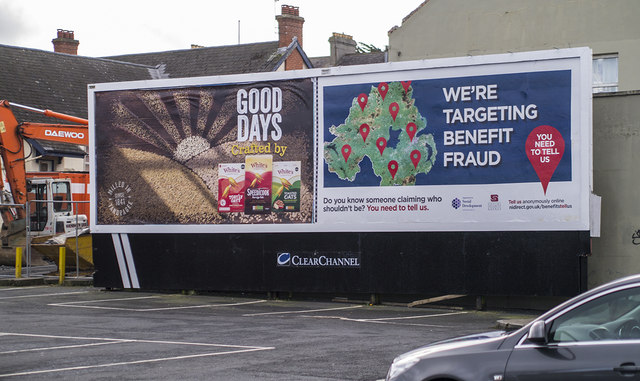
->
[{"left": 0, "top": 285, "right": 533, "bottom": 380}]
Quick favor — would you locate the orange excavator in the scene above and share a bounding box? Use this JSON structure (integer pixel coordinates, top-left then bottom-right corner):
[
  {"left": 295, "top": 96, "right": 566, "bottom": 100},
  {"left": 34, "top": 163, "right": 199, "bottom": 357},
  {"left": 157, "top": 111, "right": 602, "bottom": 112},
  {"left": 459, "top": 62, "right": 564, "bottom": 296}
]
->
[{"left": 0, "top": 100, "right": 90, "bottom": 252}]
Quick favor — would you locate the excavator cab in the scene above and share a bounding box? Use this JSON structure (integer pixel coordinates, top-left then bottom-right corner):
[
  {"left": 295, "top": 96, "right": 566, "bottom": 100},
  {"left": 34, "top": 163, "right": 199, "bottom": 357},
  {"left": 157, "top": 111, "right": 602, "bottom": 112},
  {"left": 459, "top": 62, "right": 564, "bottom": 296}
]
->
[{"left": 26, "top": 178, "right": 86, "bottom": 236}]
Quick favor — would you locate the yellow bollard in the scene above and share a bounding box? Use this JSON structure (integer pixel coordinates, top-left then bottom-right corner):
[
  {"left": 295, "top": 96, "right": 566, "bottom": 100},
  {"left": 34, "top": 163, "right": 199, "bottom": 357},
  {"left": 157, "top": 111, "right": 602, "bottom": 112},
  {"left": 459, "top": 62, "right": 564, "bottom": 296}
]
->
[
  {"left": 59, "top": 247, "right": 66, "bottom": 285},
  {"left": 15, "top": 247, "right": 22, "bottom": 279}
]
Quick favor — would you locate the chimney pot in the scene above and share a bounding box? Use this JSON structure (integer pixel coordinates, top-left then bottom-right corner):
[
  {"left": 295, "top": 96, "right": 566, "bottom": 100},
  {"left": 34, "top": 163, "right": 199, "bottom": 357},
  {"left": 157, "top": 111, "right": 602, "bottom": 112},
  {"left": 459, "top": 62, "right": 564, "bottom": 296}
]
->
[
  {"left": 52, "top": 29, "right": 79, "bottom": 55},
  {"left": 329, "top": 32, "right": 357, "bottom": 66},
  {"left": 276, "top": 4, "right": 304, "bottom": 49}
]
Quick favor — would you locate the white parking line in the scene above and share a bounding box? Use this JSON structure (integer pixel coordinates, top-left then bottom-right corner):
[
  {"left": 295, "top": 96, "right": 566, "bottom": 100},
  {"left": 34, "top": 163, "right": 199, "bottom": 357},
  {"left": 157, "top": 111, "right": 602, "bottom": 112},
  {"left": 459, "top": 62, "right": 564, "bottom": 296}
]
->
[
  {"left": 0, "top": 341, "right": 125, "bottom": 355},
  {"left": 0, "top": 332, "right": 275, "bottom": 378},
  {"left": 50, "top": 295, "right": 161, "bottom": 304},
  {"left": 359, "top": 311, "right": 468, "bottom": 321},
  {"left": 0, "top": 332, "right": 274, "bottom": 349},
  {"left": 305, "top": 311, "right": 469, "bottom": 328},
  {"left": 0, "top": 291, "right": 88, "bottom": 300},
  {"left": 242, "top": 305, "right": 363, "bottom": 317},
  {"left": 0, "top": 286, "right": 49, "bottom": 292},
  {"left": 48, "top": 297, "right": 267, "bottom": 311},
  {"left": 0, "top": 348, "right": 273, "bottom": 378}
]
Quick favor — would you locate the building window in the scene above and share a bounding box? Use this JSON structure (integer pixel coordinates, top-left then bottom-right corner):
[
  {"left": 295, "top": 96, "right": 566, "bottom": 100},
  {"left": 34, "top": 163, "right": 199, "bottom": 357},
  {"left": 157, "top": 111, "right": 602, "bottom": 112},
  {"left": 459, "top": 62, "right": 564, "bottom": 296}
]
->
[
  {"left": 38, "top": 159, "right": 54, "bottom": 172},
  {"left": 593, "top": 55, "right": 618, "bottom": 93}
]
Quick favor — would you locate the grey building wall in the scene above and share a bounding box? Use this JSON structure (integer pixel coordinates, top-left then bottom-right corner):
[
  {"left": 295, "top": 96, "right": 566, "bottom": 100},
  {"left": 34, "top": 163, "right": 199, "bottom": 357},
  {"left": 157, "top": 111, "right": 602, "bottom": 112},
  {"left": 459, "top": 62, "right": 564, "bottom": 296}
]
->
[
  {"left": 389, "top": 0, "right": 640, "bottom": 91},
  {"left": 591, "top": 92, "right": 640, "bottom": 284},
  {"left": 388, "top": 0, "right": 640, "bottom": 288}
]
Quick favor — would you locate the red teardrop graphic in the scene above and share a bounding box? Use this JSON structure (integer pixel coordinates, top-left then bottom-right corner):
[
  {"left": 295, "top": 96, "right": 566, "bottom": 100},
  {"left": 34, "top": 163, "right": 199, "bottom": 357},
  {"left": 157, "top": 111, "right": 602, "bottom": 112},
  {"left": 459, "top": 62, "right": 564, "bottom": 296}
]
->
[
  {"left": 525, "top": 125, "right": 565, "bottom": 195},
  {"left": 341, "top": 144, "right": 352, "bottom": 163},
  {"left": 388, "top": 160, "right": 398, "bottom": 179},
  {"left": 406, "top": 122, "right": 417, "bottom": 142},
  {"left": 378, "top": 82, "right": 388, "bottom": 100},
  {"left": 401, "top": 81, "right": 411, "bottom": 92},
  {"left": 359, "top": 124, "right": 370, "bottom": 142},
  {"left": 376, "top": 137, "right": 387, "bottom": 155},
  {"left": 410, "top": 150, "right": 421, "bottom": 169},
  {"left": 389, "top": 102, "right": 399, "bottom": 121},
  {"left": 357, "top": 93, "right": 368, "bottom": 111}
]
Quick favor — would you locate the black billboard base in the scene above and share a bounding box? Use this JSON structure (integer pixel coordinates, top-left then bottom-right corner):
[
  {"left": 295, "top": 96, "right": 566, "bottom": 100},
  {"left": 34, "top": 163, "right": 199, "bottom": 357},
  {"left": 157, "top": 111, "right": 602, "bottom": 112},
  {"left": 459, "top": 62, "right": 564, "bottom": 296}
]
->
[{"left": 93, "top": 231, "right": 589, "bottom": 298}]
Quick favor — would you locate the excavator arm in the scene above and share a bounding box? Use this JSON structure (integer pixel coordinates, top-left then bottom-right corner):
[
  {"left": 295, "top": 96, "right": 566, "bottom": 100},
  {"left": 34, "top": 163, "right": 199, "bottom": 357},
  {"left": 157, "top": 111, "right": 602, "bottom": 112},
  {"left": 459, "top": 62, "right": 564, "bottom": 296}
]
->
[{"left": 0, "top": 100, "right": 88, "bottom": 222}]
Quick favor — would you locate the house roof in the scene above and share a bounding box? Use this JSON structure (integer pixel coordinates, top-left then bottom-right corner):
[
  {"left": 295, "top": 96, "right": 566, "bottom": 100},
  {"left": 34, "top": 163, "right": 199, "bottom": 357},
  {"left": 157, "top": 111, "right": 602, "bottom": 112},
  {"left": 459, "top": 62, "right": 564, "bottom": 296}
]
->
[
  {"left": 0, "top": 44, "right": 154, "bottom": 122},
  {"left": 309, "top": 56, "right": 331, "bottom": 68},
  {"left": 105, "top": 40, "right": 311, "bottom": 79},
  {"left": 338, "top": 51, "right": 387, "bottom": 66},
  {"left": 309, "top": 51, "right": 387, "bottom": 68}
]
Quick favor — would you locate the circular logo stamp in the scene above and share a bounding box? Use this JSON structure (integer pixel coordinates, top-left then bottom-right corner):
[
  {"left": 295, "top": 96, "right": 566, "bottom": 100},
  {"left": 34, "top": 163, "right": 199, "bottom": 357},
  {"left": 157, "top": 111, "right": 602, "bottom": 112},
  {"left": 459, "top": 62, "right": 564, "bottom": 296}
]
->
[{"left": 107, "top": 181, "right": 133, "bottom": 216}]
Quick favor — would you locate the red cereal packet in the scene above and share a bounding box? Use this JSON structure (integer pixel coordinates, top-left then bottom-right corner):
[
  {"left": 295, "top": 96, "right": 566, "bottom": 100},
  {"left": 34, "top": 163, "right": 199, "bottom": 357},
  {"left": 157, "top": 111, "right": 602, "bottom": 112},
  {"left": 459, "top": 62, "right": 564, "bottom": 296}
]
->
[{"left": 218, "top": 163, "right": 245, "bottom": 213}]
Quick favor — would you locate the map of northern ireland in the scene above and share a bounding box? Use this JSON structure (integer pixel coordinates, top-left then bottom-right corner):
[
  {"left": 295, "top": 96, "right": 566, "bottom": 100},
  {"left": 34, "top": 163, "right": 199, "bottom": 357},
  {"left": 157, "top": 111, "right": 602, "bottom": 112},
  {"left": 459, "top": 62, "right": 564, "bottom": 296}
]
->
[{"left": 324, "top": 81, "right": 437, "bottom": 186}]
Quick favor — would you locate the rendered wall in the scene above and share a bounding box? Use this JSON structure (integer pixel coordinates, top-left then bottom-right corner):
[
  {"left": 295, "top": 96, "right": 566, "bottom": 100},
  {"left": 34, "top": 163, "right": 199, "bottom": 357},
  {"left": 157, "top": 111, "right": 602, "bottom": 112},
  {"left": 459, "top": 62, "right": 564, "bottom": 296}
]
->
[
  {"left": 590, "top": 92, "right": 640, "bottom": 286},
  {"left": 389, "top": 0, "right": 640, "bottom": 91}
]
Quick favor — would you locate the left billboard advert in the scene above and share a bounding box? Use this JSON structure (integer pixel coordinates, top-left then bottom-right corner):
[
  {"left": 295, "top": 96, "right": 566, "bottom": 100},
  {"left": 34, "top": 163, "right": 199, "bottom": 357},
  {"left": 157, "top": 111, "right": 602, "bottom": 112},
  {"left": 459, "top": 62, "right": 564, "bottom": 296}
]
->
[{"left": 93, "top": 76, "right": 314, "bottom": 230}]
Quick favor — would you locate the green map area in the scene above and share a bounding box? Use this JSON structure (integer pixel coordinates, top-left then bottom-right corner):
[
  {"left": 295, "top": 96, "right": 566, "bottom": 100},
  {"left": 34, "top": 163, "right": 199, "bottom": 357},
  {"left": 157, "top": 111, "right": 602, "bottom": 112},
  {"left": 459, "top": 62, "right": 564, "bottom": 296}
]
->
[{"left": 325, "top": 81, "right": 437, "bottom": 186}]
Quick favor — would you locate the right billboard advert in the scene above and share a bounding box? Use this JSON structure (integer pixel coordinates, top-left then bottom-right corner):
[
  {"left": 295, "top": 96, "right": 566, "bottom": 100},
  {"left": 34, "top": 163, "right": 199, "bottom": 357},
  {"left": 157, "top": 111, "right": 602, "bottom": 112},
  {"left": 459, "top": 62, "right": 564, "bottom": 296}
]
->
[{"left": 317, "top": 48, "right": 591, "bottom": 232}]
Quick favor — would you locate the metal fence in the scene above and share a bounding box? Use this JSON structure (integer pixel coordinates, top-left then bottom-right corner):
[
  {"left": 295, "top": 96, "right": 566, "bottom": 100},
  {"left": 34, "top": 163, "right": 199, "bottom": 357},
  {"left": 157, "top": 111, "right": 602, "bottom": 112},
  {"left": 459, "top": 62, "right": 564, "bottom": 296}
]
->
[{"left": 7, "top": 199, "right": 90, "bottom": 278}]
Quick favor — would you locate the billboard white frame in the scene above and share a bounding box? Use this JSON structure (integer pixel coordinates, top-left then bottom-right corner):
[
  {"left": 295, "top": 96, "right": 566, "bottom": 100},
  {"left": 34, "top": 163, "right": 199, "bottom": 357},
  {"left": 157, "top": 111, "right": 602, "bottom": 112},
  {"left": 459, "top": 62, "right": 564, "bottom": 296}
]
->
[{"left": 89, "top": 47, "right": 592, "bottom": 234}]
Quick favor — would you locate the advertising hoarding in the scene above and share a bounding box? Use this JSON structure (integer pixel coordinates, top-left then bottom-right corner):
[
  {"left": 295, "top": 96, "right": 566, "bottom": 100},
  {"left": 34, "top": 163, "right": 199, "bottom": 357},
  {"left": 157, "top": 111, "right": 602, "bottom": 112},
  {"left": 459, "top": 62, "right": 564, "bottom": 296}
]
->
[
  {"left": 92, "top": 76, "right": 314, "bottom": 230},
  {"left": 90, "top": 48, "right": 591, "bottom": 234},
  {"left": 318, "top": 55, "right": 590, "bottom": 232}
]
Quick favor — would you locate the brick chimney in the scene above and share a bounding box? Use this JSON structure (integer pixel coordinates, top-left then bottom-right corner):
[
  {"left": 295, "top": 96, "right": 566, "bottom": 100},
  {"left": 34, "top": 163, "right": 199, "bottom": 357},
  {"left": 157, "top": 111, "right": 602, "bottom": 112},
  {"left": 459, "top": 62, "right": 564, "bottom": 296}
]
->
[
  {"left": 329, "top": 33, "right": 357, "bottom": 66},
  {"left": 276, "top": 5, "right": 304, "bottom": 48},
  {"left": 52, "top": 29, "right": 79, "bottom": 55}
]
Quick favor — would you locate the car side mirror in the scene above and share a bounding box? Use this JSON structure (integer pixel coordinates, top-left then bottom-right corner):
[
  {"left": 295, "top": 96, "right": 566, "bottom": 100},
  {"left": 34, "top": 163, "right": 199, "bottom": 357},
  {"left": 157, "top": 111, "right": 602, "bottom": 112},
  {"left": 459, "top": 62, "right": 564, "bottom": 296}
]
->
[{"left": 527, "top": 320, "right": 548, "bottom": 344}]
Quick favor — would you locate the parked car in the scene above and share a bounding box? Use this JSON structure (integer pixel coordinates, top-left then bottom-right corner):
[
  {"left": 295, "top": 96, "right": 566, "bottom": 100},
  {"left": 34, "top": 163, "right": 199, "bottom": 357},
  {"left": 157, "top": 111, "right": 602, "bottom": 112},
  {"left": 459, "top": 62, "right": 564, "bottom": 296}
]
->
[{"left": 386, "top": 274, "right": 640, "bottom": 380}]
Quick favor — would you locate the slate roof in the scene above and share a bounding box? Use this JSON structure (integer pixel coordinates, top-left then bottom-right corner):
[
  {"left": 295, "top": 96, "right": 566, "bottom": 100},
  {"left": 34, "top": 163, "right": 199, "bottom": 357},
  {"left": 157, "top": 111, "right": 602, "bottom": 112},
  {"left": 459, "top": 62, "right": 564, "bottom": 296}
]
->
[
  {"left": 339, "top": 51, "right": 387, "bottom": 66},
  {"left": 106, "top": 41, "right": 301, "bottom": 79},
  {"left": 0, "top": 44, "right": 155, "bottom": 123},
  {"left": 309, "top": 51, "right": 387, "bottom": 68},
  {"left": 309, "top": 56, "right": 331, "bottom": 68}
]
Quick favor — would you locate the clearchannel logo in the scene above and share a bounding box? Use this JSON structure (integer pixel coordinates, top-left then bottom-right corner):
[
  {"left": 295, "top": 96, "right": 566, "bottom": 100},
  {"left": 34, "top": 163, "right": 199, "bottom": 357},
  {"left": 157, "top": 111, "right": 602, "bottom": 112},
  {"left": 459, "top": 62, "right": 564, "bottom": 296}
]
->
[
  {"left": 276, "top": 252, "right": 360, "bottom": 268},
  {"left": 277, "top": 252, "right": 291, "bottom": 266}
]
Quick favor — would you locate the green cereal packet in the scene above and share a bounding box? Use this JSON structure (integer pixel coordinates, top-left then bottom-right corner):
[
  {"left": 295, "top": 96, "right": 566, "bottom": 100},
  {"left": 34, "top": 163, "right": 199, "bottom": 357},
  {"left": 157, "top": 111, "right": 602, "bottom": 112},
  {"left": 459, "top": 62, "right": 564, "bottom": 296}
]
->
[{"left": 272, "top": 161, "right": 301, "bottom": 212}]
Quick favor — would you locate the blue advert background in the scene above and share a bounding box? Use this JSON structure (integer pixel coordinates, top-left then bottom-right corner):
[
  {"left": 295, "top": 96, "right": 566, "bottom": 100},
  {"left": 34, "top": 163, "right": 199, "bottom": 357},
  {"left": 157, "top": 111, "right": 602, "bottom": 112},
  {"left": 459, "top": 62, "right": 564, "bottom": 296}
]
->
[{"left": 323, "top": 70, "right": 572, "bottom": 187}]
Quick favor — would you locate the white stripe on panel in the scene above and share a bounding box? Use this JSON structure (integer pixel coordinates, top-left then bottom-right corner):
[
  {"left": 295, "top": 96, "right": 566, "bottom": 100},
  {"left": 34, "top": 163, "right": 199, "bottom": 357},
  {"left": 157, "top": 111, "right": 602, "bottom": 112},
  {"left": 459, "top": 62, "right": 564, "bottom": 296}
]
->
[
  {"left": 120, "top": 234, "right": 140, "bottom": 289},
  {"left": 111, "top": 234, "right": 131, "bottom": 288}
]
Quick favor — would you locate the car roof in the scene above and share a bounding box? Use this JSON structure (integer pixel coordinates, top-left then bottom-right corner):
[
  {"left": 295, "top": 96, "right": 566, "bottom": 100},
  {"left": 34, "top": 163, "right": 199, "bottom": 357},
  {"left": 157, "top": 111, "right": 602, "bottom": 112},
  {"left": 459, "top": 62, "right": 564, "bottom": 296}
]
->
[
  {"left": 505, "top": 273, "right": 640, "bottom": 341},
  {"left": 539, "top": 273, "right": 640, "bottom": 322}
]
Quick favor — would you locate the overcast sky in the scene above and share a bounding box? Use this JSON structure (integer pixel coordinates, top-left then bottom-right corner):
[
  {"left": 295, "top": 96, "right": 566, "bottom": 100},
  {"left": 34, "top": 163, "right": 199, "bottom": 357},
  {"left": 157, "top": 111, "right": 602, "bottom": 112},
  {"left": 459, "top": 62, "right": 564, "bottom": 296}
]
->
[{"left": 0, "top": 0, "right": 422, "bottom": 58}]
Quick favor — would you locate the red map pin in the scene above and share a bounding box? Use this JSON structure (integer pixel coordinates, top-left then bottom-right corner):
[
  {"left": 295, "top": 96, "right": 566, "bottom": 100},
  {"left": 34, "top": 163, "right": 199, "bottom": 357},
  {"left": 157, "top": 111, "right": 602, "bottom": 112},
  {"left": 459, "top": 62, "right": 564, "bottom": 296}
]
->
[
  {"left": 406, "top": 122, "right": 417, "bottom": 142},
  {"left": 378, "top": 82, "right": 388, "bottom": 100},
  {"left": 357, "top": 93, "right": 368, "bottom": 111},
  {"left": 410, "top": 150, "right": 421, "bottom": 169},
  {"left": 389, "top": 102, "right": 399, "bottom": 121},
  {"left": 401, "top": 81, "right": 412, "bottom": 92},
  {"left": 359, "top": 123, "right": 370, "bottom": 142},
  {"left": 388, "top": 160, "right": 399, "bottom": 179},
  {"left": 376, "top": 137, "right": 387, "bottom": 155},
  {"left": 525, "top": 125, "right": 565, "bottom": 195},
  {"left": 341, "top": 144, "right": 352, "bottom": 162}
]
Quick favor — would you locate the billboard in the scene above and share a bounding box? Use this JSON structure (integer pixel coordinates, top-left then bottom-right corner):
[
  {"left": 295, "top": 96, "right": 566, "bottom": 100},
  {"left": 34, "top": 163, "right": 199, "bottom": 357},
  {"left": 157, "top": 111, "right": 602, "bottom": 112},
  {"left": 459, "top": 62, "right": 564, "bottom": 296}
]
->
[
  {"left": 90, "top": 48, "right": 591, "bottom": 233},
  {"left": 92, "top": 75, "right": 315, "bottom": 231}
]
